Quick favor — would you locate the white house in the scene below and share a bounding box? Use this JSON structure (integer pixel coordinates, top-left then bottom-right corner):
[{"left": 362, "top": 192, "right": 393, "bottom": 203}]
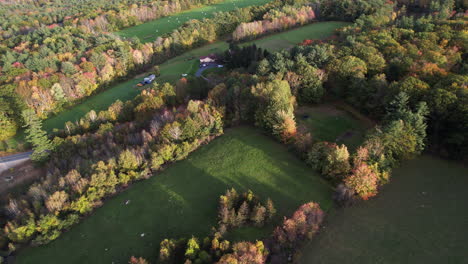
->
[{"left": 200, "top": 55, "right": 217, "bottom": 64}]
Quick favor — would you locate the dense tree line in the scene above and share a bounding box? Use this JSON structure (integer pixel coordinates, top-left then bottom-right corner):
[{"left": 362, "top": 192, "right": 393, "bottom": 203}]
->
[{"left": 232, "top": 4, "right": 317, "bottom": 41}]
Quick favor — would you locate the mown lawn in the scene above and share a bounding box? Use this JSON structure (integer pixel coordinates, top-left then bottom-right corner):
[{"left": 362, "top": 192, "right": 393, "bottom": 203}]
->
[
  {"left": 300, "top": 156, "right": 468, "bottom": 264},
  {"left": 16, "top": 126, "right": 332, "bottom": 264},
  {"left": 115, "top": 0, "right": 274, "bottom": 43},
  {"left": 41, "top": 22, "right": 348, "bottom": 133},
  {"left": 296, "top": 104, "right": 371, "bottom": 151}
]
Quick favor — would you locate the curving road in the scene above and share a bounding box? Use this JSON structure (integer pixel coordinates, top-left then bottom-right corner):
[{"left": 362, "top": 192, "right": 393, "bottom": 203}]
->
[
  {"left": 195, "top": 63, "right": 221, "bottom": 78},
  {"left": 0, "top": 151, "right": 32, "bottom": 174}
]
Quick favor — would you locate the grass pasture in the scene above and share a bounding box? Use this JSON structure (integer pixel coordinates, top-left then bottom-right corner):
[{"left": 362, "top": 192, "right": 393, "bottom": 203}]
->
[
  {"left": 16, "top": 127, "right": 332, "bottom": 264},
  {"left": 296, "top": 103, "right": 371, "bottom": 150},
  {"left": 115, "top": 0, "right": 273, "bottom": 43},
  {"left": 41, "top": 22, "right": 347, "bottom": 133},
  {"left": 300, "top": 156, "right": 468, "bottom": 264}
]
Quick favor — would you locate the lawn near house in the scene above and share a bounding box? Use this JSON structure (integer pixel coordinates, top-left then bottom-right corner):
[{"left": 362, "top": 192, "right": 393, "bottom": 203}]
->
[
  {"left": 16, "top": 126, "right": 332, "bottom": 264},
  {"left": 115, "top": 0, "right": 274, "bottom": 43},
  {"left": 299, "top": 155, "right": 468, "bottom": 264},
  {"left": 41, "top": 22, "right": 348, "bottom": 134}
]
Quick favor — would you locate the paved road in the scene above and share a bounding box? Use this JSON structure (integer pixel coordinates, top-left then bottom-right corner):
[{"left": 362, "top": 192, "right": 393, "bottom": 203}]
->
[
  {"left": 0, "top": 151, "right": 32, "bottom": 174},
  {"left": 195, "top": 63, "right": 222, "bottom": 78}
]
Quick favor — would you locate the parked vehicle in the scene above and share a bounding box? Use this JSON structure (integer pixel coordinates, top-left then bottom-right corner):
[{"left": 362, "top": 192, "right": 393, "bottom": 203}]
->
[{"left": 137, "top": 74, "right": 156, "bottom": 86}]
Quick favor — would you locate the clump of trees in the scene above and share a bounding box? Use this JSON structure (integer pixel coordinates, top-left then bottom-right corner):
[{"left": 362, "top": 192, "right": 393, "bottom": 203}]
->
[
  {"left": 252, "top": 79, "right": 297, "bottom": 142},
  {"left": 217, "top": 188, "right": 276, "bottom": 233},
  {"left": 223, "top": 44, "right": 269, "bottom": 72},
  {"left": 267, "top": 202, "right": 324, "bottom": 263},
  {"left": 157, "top": 235, "right": 268, "bottom": 264}
]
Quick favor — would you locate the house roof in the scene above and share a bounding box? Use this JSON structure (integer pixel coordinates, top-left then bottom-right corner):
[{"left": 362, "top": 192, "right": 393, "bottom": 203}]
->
[{"left": 200, "top": 54, "right": 218, "bottom": 60}]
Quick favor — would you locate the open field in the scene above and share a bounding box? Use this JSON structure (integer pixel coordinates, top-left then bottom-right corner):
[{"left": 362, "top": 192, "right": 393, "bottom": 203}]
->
[
  {"left": 115, "top": 0, "right": 273, "bottom": 43},
  {"left": 16, "top": 126, "right": 332, "bottom": 264},
  {"left": 296, "top": 103, "right": 371, "bottom": 150},
  {"left": 300, "top": 156, "right": 468, "bottom": 264},
  {"left": 41, "top": 22, "right": 348, "bottom": 133}
]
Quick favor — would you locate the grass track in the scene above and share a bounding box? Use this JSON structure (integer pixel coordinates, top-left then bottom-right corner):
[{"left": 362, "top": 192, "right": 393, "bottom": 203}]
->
[
  {"left": 16, "top": 127, "right": 332, "bottom": 264},
  {"left": 115, "top": 0, "right": 273, "bottom": 43},
  {"left": 41, "top": 22, "right": 348, "bottom": 133},
  {"left": 300, "top": 156, "right": 468, "bottom": 264}
]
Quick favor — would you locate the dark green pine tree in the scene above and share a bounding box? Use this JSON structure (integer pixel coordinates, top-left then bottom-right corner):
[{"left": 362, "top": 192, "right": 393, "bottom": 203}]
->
[{"left": 22, "top": 109, "right": 53, "bottom": 163}]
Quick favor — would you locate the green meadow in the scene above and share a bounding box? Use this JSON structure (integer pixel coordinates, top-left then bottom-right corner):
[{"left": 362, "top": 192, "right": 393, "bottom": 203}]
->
[{"left": 300, "top": 156, "right": 468, "bottom": 264}]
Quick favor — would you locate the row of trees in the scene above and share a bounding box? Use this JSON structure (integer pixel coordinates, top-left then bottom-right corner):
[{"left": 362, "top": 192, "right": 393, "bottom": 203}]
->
[
  {"left": 232, "top": 5, "right": 317, "bottom": 41},
  {"left": 1, "top": 83, "right": 224, "bottom": 252}
]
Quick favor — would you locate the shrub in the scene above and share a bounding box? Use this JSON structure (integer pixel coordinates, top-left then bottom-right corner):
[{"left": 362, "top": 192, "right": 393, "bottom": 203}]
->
[
  {"left": 344, "top": 163, "right": 379, "bottom": 200},
  {"left": 129, "top": 256, "right": 149, "bottom": 264},
  {"left": 217, "top": 241, "right": 267, "bottom": 264}
]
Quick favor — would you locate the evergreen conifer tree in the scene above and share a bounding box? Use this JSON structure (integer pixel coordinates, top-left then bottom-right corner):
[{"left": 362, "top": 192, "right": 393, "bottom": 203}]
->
[{"left": 22, "top": 109, "right": 53, "bottom": 163}]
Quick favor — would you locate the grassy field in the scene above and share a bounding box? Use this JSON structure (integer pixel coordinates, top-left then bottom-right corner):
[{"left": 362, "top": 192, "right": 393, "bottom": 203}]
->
[
  {"left": 115, "top": 0, "right": 273, "bottom": 43},
  {"left": 300, "top": 156, "right": 468, "bottom": 264},
  {"left": 16, "top": 127, "right": 332, "bottom": 264},
  {"left": 296, "top": 103, "right": 371, "bottom": 151},
  {"left": 40, "top": 22, "right": 348, "bottom": 133}
]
